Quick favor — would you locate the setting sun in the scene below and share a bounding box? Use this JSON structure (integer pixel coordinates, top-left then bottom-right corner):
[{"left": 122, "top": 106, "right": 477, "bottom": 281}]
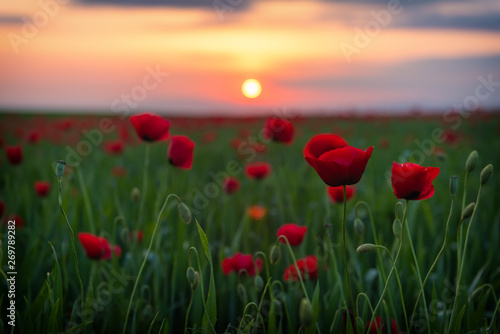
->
[{"left": 242, "top": 79, "right": 262, "bottom": 99}]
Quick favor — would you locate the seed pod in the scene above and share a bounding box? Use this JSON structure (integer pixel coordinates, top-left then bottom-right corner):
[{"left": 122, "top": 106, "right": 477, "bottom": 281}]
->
[
  {"left": 356, "top": 243, "right": 376, "bottom": 254},
  {"left": 449, "top": 175, "right": 458, "bottom": 197},
  {"left": 237, "top": 283, "right": 247, "bottom": 303},
  {"left": 131, "top": 187, "right": 140, "bottom": 202},
  {"left": 186, "top": 266, "right": 196, "bottom": 285},
  {"left": 354, "top": 218, "right": 365, "bottom": 235},
  {"left": 461, "top": 202, "right": 475, "bottom": 220},
  {"left": 465, "top": 150, "right": 478, "bottom": 172},
  {"left": 191, "top": 271, "right": 200, "bottom": 290},
  {"left": 393, "top": 218, "right": 402, "bottom": 240},
  {"left": 299, "top": 298, "right": 314, "bottom": 327},
  {"left": 480, "top": 164, "right": 493, "bottom": 185},
  {"left": 55, "top": 160, "right": 66, "bottom": 179},
  {"left": 270, "top": 245, "right": 281, "bottom": 264},
  {"left": 254, "top": 275, "right": 264, "bottom": 291},
  {"left": 178, "top": 202, "right": 192, "bottom": 224}
]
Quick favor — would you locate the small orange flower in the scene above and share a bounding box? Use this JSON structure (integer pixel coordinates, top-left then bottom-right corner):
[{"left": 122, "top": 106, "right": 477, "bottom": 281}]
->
[{"left": 247, "top": 206, "right": 267, "bottom": 221}]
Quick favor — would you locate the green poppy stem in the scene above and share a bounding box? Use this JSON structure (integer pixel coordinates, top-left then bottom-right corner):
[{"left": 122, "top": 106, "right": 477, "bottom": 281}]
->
[
  {"left": 137, "top": 145, "right": 150, "bottom": 229},
  {"left": 342, "top": 185, "right": 356, "bottom": 318}
]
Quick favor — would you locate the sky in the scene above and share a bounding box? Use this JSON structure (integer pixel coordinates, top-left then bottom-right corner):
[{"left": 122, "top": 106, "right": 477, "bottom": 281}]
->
[{"left": 1, "top": 0, "right": 500, "bottom": 116}]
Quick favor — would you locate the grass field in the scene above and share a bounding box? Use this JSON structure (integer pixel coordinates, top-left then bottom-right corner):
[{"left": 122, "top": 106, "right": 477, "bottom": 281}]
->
[{"left": 1, "top": 112, "right": 499, "bottom": 333}]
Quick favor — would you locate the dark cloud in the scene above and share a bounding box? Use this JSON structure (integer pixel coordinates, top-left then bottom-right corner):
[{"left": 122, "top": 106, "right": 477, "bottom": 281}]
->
[
  {"left": 0, "top": 16, "right": 24, "bottom": 25},
  {"left": 76, "top": 0, "right": 245, "bottom": 8},
  {"left": 400, "top": 12, "right": 500, "bottom": 31}
]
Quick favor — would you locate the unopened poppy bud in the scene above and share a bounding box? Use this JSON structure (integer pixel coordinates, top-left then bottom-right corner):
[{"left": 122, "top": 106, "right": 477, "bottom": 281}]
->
[
  {"left": 254, "top": 275, "right": 264, "bottom": 291},
  {"left": 393, "top": 218, "right": 402, "bottom": 240},
  {"left": 186, "top": 266, "right": 196, "bottom": 285},
  {"left": 449, "top": 175, "right": 458, "bottom": 197},
  {"left": 354, "top": 218, "right": 365, "bottom": 235},
  {"left": 55, "top": 160, "right": 65, "bottom": 179},
  {"left": 272, "top": 300, "right": 282, "bottom": 316},
  {"left": 299, "top": 298, "right": 314, "bottom": 327},
  {"left": 237, "top": 283, "right": 247, "bottom": 302},
  {"left": 178, "top": 202, "right": 192, "bottom": 224},
  {"left": 461, "top": 202, "right": 475, "bottom": 220},
  {"left": 465, "top": 150, "right": 478, "bottom": 172},
  {"left": 480, "top": 164, "right": 493, "bottom": 185},
  {"left": 131, "top": 187, "right": 140, "bottom": 202},
  {"left": 270, "top": 245, "right": 281, "bottom": 264},
  {"left": 356, "top": 243, "right": 376, "bottom": 254},
  {"left": 355, "top": 317, "right": 365, "bottom": 333},
  {"left": 191, "top": 271, "right": 200, "bottom": 290}
]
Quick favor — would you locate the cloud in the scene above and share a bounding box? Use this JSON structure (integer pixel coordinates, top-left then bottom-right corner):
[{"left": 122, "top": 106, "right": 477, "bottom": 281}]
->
[
  {"left": 399, "top": 12, "right": 500, "bottom": 31},
  {"left": 0, "top": 16, "right": 24, "bottom": 25},
  {"left": 76, "top": 0, "right": 251, "bottom": 8}
]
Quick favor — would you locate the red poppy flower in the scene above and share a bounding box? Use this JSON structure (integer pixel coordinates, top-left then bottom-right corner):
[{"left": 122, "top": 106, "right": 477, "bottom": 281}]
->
[
  {"left": 2, "top": 214, "right": 24, "bottom": 229},
  {"left": 35, "top": 181, "right": 51, "bottom": 197},
  {"left": 277, "top": 224, "right": 307, "bottom": 246},
  {"left": 168, "top": 135, "right": 195, "bottom": 170},
  {"left": 367, "top": 316, "right": 383, "bottom": 334},
  {"left": 391, "top": 162, "right": 440, "bottom": 200},
  {"left": 247, "top": 206, "right": 267, "bottom": 221},
  {"left": 5, "top": 146, "right": 23, "bottom": 165},
  {"left": 223, "top": 177, "right": 240, "bottom": 194},
  {"left": 222, "top": 253, "right": 262, "bottom": 276},
  {"left": 283, "top": 255, "right": 318, "bottom": 282},
  {"left": 103, "top": 140, "right": 125, "bottom": 155},
  {"left": 304, "top": 134, "right": 373, "bottom": 187},
  {"left": 264, "top": 117, "right": 295, "bottom": 144},
  {"left": 129, "top": 230, "right": 144, "bottom": 243},
  {"left": 130, "top": 113, "right": 170, "bottom": 142},
  {"left": 0, "top": 200, "right": 4, "bottom": 217},
  {"left": 78, "top": 233, "right": 121, "bottom": 260},
  {"left": 27, "top": 131, "right": 41, "bottom": 143},
  {"left": 245, "top": 162, "right": 272, "bottom": 180},
  {"left": 327, "top": 185, "right": 355, "bottom": 203}
]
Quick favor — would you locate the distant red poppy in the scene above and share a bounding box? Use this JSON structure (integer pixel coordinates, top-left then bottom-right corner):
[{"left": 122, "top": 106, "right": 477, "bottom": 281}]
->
[
  {"left": 129, "top": 230, "right": 144, "bottom": 243},
  {"left": 283, "top": 255, "right": 318, "bottom": 282},
  {"left": 27, "top": 131, "right": 41, "bottom": 143},
  {"left": 103, "top": 140, "right": 125, "bottom": 155},
  {"left": 247, "top": 206, "right": 267, "bottom": 221},
  {"left": 130, "top": 113, "right": 170, "bottom": 142},
  {"left": 264, "top": 117, "right": 295, "bottom": 144},
  {"left": 111, "top": 166, "right": 127, "bottom": 177},
  {"left": 0, "top": 200, "right": 4, "bottom": 217},
  {"left": 223, "top": 177, "right": 240, "bottom": 194},
  {"left": 245, "top": 162, "right": 272, "bottom": 180},
  {"left": 391, "top": 162, "right": 439, "bottom": 200},
  {"left": 202, "top": 131, "right": 217, "bottom": 144},
  {"left": 379, "top": 137, "right": 389, "bottom": 149},
  {"left": 277, "top": 224, "right": 307, "bottom": 246},
  {"left": 78, "top": 233, "right": 121, "bottom": 260},
  {"left": 327, "top": 185, "right": 355, "bottom": 203},
  {"left": 2, "top": 214, "right": 24, "bottom": 229},
  {"left": 222, "top": 253, "right": 263, "bottom": 276},
  {"left": 168, "top": 135, "right": 195, "bottom": 169},
  {"left": 304, "top": 134, "right": 373, "bottom": 187},
  {"left": 5, "top": 146, "right": 23, "bottom": 165},
  {"left": 230, "top": 137, "right": 243, "bottom": 149},
  {"left": 367, "top": 316, "right": 383, "bottom": 334},
  {"left": 35, "top": 181, "right": 51, "bottom": 197}
]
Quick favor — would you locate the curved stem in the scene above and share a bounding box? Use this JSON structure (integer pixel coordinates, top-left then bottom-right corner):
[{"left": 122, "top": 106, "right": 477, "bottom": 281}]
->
[
  {"left": 450, "top": 184, "right": 482, "bottom": 329},
  {"left": 375, "top": 245, "right": 409, "bottom": 333},
  {"left": 342, "top": 185, "right": 355, "bottom": 317},
  {"left": 410, "top": 195, "right": 454, "bottom": 330},
  {"left": 366, "top": 200, "right": 407, "bottom": 334},
  {"left": 77, "top": 167, "right": 97, "bottom": 233},
  {"left": 184, "top": 290, "right": 194, "bottom": 333},
  {"left": 58, "top": 179, "right": 85, "bottom": 327},
  {"left": 122, "top": 193, "right": 182, "bottom": 334}
]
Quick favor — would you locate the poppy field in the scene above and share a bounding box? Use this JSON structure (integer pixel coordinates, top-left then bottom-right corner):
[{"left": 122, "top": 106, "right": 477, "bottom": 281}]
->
[{"left": 1, "top": 112, "right": 500, "bottom": 334}]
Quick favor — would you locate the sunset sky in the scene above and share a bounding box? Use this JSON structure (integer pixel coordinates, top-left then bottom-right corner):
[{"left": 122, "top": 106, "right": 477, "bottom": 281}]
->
[{"left": 1, "top": 0, "right": 500, "bottom": 115}]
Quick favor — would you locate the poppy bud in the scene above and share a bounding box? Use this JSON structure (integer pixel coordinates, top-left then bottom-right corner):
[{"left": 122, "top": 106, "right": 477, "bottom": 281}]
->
[
  {"left": 191, "top": 271, "right": 200, "bottom": 290},
  {"left": 354, "top": 218, "right": 365, "bottom": 235},
  {"left": 272, "top": 300, "right": 282, "bottom": 316},
  {"left": 461, "top": 202, "right": 475, "bottom": 220},
  {"left": 270, "top": 245, "right": 281, "bottom": 264},
  {"left": 299, "top": 298, "right": 314, "bottom": 327},
  {"left": 480, "top": 164, "right": 493, "bottom": 185},
  {"left": 56, "top": 160, "right": 65, "bottom": 179},
  {"left": 355, "top": 316, "right": 365, "bottom": 333},
  {"left": 393, "top": 218, "right": 402, "bottom": 240},
  {"left": 465, "top": 150, "right": 478, "bottom": 172},
  {"left": 356, "top": 243, "right": 376, "bottom": 254},
  {"left": 254, "top": 275, "right": 264, "bottom": 291},
  {"left": 186, "top": 266, "right": 196, "bottom": 285},
  {"left": 131, "top": 187, "right": 140, "bottom": 202},
  {"left": 177, "top": 202, "right": 192, "bottom": 224},
  {"left": 237, "top": 283, "right": 247, "bottom": 303},
  {"left": 449, "top": 175, "right": 458, "bottom": 197}
]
